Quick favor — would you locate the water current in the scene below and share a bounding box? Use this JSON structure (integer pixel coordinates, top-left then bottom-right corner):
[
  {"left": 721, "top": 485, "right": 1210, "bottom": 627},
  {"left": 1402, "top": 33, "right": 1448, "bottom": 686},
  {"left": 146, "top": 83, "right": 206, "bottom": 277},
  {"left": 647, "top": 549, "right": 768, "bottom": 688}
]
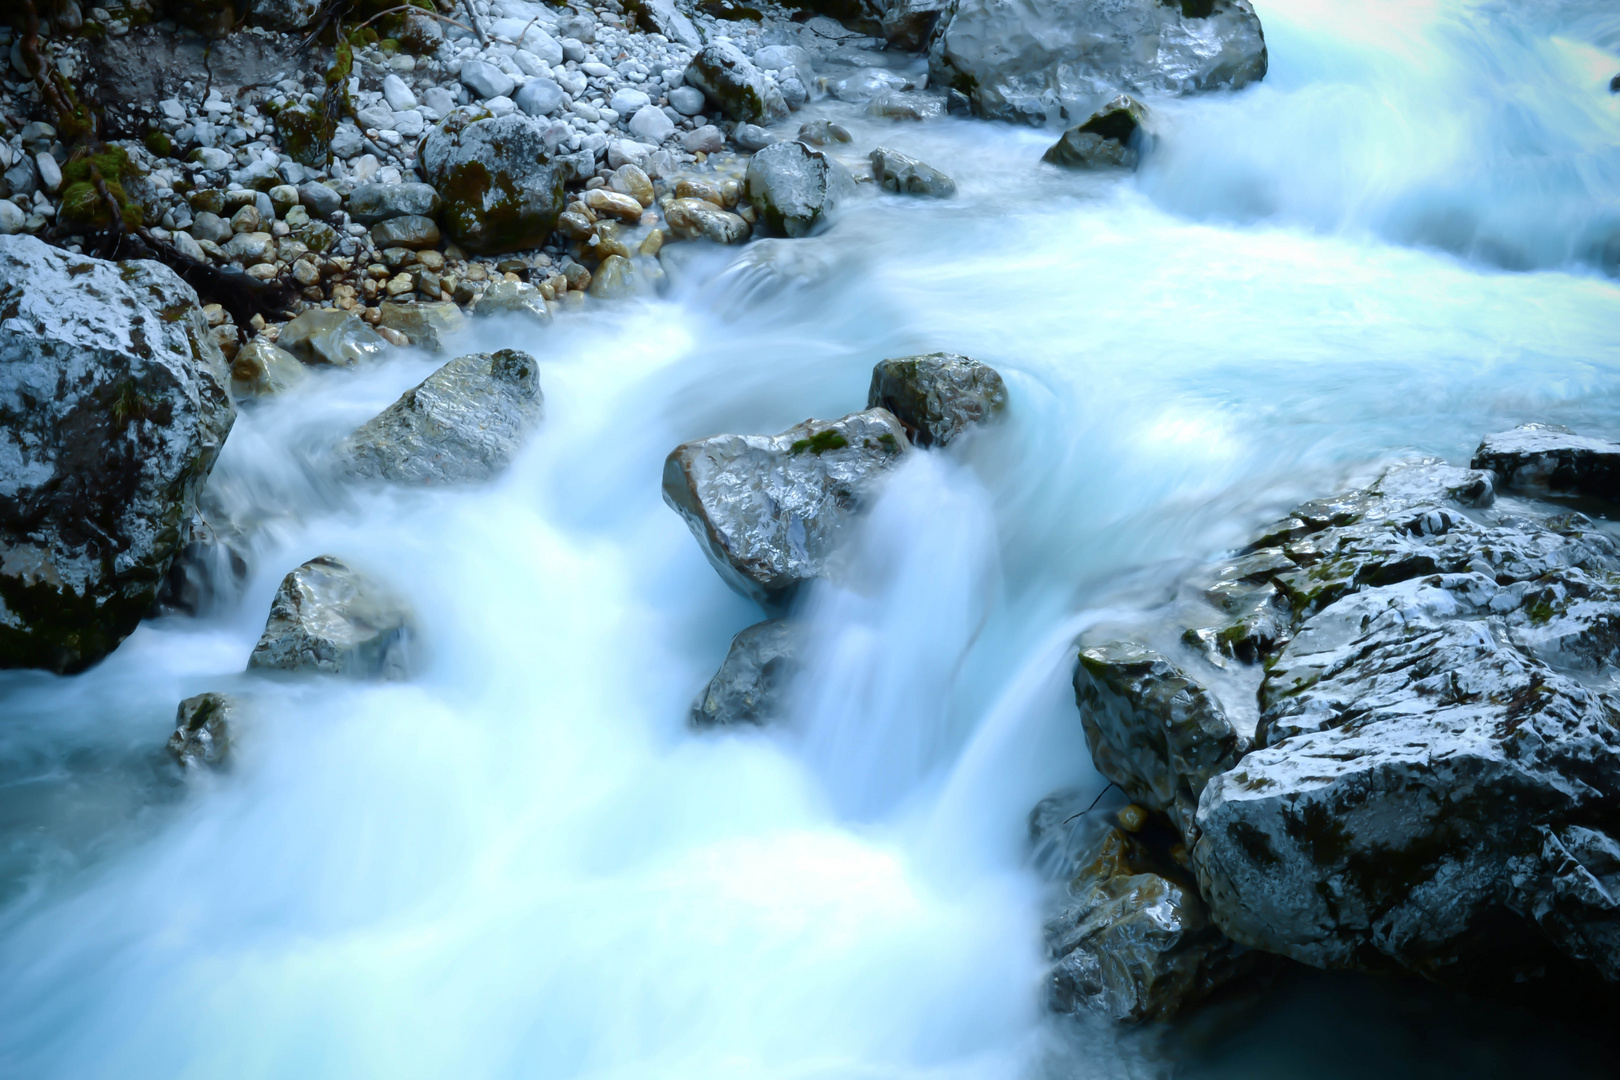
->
[{"left": 3, "top": 0, "right": 1620, "bottom": 1075}]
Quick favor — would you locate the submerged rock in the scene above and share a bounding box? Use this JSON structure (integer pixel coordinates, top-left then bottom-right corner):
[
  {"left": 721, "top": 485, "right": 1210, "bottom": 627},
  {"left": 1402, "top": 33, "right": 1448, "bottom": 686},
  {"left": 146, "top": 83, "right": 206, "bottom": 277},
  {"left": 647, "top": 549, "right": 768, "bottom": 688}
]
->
[
  {"left": 1075, "top": 642, "right": 1247, "bottom": 843},
  {"left": 662, "top": 408, "right": 910, "bottom": 606},
  {"left": 684, "top": 41, "right": 789, "bottom": 125},
  {"left": 338, "top": 349, "right": 544, "bottom": 485},
  {"left": 867, "top": 353, "right": 1007, "bottom": 447},
  {"left": 230, "top": 338, "right": 306, "bottom": 398},
  {"left": 869, "top": 147, "right": 957, "bottom": 198},
  {"left": 746, "top": 140, "right": 853, "bottom": 238},
  {"left": 277, "top": 308, "right": 389, "bottom": 367},
  {"left": 1471, "top": 423, "right": 1620, "bottom": 500},
  {"left": 1042, "top": 95, "right": 1149, "bottom": 169},
  {"left": 665, "top": 198, "right": 751, "bottom": 244},
  {"left": 0, "top": 236, "right": 234, "bottom": 673},
  {"left": 248, "top": 555, "right": 415, "bottom": 678},
  {"left": 475, "top": 281, "right": 552, "bottom": 324},
  {"left": 167, "top": 692, "right": 234, "bottom": 769},
  {"left": 421, "top": 112, "right": 567, "bottom": 255},
  {"left": 930, "top": 0, "right": 1267, "bottom": 125},
  {"left": 691, "top": 619, "right": 802, "bottom": 728},
  {"left": 378, "top": 300, "right": 467, "bottom": 351}
]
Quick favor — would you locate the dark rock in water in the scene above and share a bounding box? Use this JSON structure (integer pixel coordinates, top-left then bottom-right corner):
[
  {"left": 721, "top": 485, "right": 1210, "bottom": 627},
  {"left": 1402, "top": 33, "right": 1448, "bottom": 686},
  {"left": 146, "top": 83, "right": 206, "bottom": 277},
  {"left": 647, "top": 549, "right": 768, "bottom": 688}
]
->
[
  {"left": 930, "top": 0, "right": 1266, "bottom": 125},
  {"left": 691, "top": 619, "right": 801, "bottom": 727},
  {"left": 1033, "top": 790, "right": 1258, "bottom": 1022},
  {"left": 946, "top": 89, "right": 972, "bottom": 116},
  {"left": 869, "top": 147, "right": 957, "bottom": 198},
  {"left": 370, "top": 215, "right": 443, "bottom": 251},
  {"left": 0, "top": 236, "right": 234, "bottom": 674},
  {"left": 1471, "top": 423, "right": 1620, "bottom": 501},
  {"left": 1181, "top": 548, "right": 1295, "bottom": 663},
  {"left": 421, "top": 113, "right": 567, "bottom": 255},
  {"left": 377, "top": 301, "right": 467, "bottom": 352},
  {"left": 1043, "top": 95, "right": 1149, "bottom": 169},
  {"left": 168, "top": 692, "right": 235, "bottom": 769},
  {"left": 248, "top": 555, "right": 415, "bottom": 679},
  {"left": 866, "top": 353, "right": 1006, "bottom": 447},
  {"left": 733, "top": 123, "right": 777, "bottom": 152},
  {"left": 797, "top": 119, "right": 852, "bottom": 146},
  {"left": 745, "top": 140, "right": 854, "bottom": 238},
  {"left": 1611, "top": 73, "right": 1620, "bottom": 93},
  {"left": 338, "top": 350, "right": 544, "bottom": 485},
  {"left": 684, "top": 41, "right": 789, "bottom": 125},
  {"left": 1074, "top": 642, "right": 1247, "bottom": 843},
  {"left": 662, "top": 408, "right": 911, "bottom": 606}
]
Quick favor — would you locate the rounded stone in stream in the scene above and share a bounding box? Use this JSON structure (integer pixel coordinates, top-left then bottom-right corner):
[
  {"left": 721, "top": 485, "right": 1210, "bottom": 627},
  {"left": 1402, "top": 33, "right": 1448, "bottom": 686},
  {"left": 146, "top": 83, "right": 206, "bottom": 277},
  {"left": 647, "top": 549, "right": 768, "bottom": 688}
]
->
[
  {"left": 745, "top": 140, "right": 854, "bottom": 239},
  {"left": 337, "top": 349, "right": 544, "bottom": 485},
  {"left": 248, "top": 555, "right": 416, "bottom": 678},
  {"left": 691, "top": 619, "right": 801, "bottom": 728},
  {"left": 662, "top": 408, "right": 910, "bottom": 606},
  {"left": 347, "top": 182, "right": 441, "bottom": 225},
  {"left": 869, "top": 147, "right": 957, "bottom": 199},
  {"left": 0, "top": 235, "right": 234, "bottom": 674},
  {"left": 168, "top": 691, "right": 235, "bottom": 769},
  {"left": 277, "top": 308, "right": 390, "bottom": 367},
  {"left": 378, "top": 300, "right": 467, "bottom": 351},
  {"left": 230, "top": 338, "right": 307, "bottom": 398},
  {"left": 866, "top": 353, "right": 1007, "bottom": 447},
  {"left": 1470, "top": 423, "right": 1620, "bottom": 500},
  {"left": 1042, "top": 95, "right": 1149, "bottom": 170}
]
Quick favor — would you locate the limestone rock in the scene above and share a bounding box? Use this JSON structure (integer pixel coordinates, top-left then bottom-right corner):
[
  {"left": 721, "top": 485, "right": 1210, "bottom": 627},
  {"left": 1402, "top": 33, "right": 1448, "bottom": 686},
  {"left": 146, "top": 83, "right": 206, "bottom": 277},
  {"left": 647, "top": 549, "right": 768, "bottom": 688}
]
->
[
  {"left": 1471, "top": 423, "right": 1620, "bottom": 501},
  {"left": 869, "top": 147, "right": 957, "bottom": 198},
  {"left": 370, "top": 215, "right": 442, "bottom": 250},
  {"left": 378, "top": 301, "right": 467, "bottom": 351},
  {"left": 866, "top": 353, "right": 1007, "bottom": 447},
  {"left": 247, "top": 555, "right": 415, "bottom": 678},
  {"left": 348, "top": 182, "right": 441, "bottom": 225},
  {"left": 277, "top": 308, "right": 389, "bottom": 367},
  {"left": 684, "top": 42, "right": 789, "bottom": 125},
  {"left": 230, "top": 338, "right": 307, "bottom": 398},
  {"left": 337, "top": 350, "right": 544, "bottom": 485},
  {"left": 0, "top": 236, "right": 233, "bottom": 673},
  {"left": 745, "top": 141, "right": 853, "bottom": 239},
  {"left": 1042, "top": 95, "right": 1148, "bottom": 169},
  {"left": 421, "top": 113, "right": 566, "bottom": 255},
  {"left": 642, "top": 0, "right": 702, "bottom": 49},
  {"left": 930, "top": 0, "right": 1267, "bottom": 125},
  {"left": 167, "top": 692, "right": 234, "bottom": 769},
  {"left": 662, "top": 409, "right": 910, "bottom": 606},
  {"left": 476, "top": 280, "right": 552, "bottom": 324},
  {"left": 692, "top": 619, "right": 801, "bottom": 728},
  {"left": 665, "top": 197, "right": 750, "bottom": 244}
]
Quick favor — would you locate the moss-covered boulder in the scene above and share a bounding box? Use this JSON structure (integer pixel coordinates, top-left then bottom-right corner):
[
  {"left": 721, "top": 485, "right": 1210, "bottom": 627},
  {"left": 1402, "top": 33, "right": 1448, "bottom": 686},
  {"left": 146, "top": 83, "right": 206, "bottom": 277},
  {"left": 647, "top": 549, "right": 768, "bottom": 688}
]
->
[
  {"left": 0, "top": 236, "right": 234, "bottom": 673},
  {"left": 420, "top": 113, "right": 566, "bottom": 255},
  {"left": 276, "top": 106, "right": 331, "bottom": 169},
  {"left": 683, "top": 41, "right": 788, "bottom": 125}
]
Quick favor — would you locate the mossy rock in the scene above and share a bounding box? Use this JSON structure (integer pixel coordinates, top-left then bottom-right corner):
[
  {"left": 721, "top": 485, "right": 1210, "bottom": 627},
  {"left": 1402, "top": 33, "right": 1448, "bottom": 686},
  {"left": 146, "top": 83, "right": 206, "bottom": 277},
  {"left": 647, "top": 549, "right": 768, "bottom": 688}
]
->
[
  {"left": 276, "top": 106, "right": 331, "bottom": 168},
  {"left": 420, "top": 114, "right": 565, "bottom": 255}
]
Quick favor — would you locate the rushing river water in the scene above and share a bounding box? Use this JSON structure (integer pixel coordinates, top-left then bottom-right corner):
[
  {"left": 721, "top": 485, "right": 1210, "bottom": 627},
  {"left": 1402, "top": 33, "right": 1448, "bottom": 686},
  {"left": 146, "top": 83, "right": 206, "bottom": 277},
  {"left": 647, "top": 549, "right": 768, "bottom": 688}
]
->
[{"left": 4, "top": 0, "right": 1620, "bottom": 1076}]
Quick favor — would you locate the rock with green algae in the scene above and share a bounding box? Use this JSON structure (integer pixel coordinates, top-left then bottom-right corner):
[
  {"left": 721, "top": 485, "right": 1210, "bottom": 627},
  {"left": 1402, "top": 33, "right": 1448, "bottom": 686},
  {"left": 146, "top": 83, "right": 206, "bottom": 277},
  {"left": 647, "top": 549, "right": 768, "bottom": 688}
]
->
[
  {"left": 420, "top": 112, "right": 567, "bottom": 255},
  {"left": 0, "top": 236, "right": 234, "bottom": 673},
  {"left": 230, "top": 338, "right": 307, "bottom": 398},
  {"left": 168, "top": 692, "right": 236, "bottom": 769},
  {"left": 683, "top": 41, "right": 788, "bottom": 125},
  {"left": 866, "top": 353, "right": 1005, "bottom": 448}
]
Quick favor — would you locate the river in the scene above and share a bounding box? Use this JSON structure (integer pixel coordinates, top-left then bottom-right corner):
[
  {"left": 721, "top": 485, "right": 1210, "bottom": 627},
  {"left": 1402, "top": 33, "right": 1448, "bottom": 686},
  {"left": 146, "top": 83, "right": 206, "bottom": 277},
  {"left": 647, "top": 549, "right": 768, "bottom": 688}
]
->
[{"left": 2, "top": 0, "right": 1619, "bottom": 1075}]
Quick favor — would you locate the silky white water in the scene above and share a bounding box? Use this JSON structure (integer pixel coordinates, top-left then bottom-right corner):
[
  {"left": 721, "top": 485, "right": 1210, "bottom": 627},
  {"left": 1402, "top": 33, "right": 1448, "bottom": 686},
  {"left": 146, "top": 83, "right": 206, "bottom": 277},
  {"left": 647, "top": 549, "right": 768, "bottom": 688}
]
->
[{"left": 2, "top": 0, "right": 1619, "bottom": 1075}]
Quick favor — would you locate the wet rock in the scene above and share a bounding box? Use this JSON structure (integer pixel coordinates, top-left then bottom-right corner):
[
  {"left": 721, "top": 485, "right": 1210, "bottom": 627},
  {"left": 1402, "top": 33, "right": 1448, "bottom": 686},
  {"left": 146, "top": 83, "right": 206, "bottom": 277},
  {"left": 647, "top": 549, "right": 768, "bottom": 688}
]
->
[
  {"left": 277, "top": 308, "right": 389, "bottom": 367},
  {"left": 348, "top": 182, "right": 441, "bottom": 225},
  {"left": 882, "top": 0, "right": 951, "bottom": 50},
  {"left": 745, "top": 141, "right": 853, "bottom": 238},
  {"left": 665, "top": 197, "right": 751, "bottom": 243},
  {"left": 588, "top": 254, "right": 649, "bottom": 299},
  {"left": 0, "top": 236, "right": 233, "bottom": 673},
  {"left": 869, "top": 146, "right": 957, "bottom": 198},
  {"left": 1034, "top": 791, "right": 1256, "bottom": 1023},
  {"left": 662, "top": 408, "right": 910, "bottom": 606},
  {"left": 610, "top": 164, "right": 656, "bottom": 207},
  {"left": 421, "top": 113, "right": 566, "bottom": 255},
  {"left": 866, "top": 353, "right": 1007, "bottom": 447},
  {"left": 733, "top": 123, "right": 777, "bottom": 152},
  {"left": 370, "top": 215, "right": 442, "bottom": 250},
  {"left": 298, "top": 181, "right": 343, "bottom": 219},
  {"left": 250, "top": 0, "right": 321, "bottom": 31},
  {"left": 230, "top": 338, "right": 307, "bottom": 398},
  {"left": 691, "top": 619, "right": 801, "bottom": 728},
  {"left": 1043, "top": 95, "right": 1149, "bottom": 169},
  {"left": 476, "top": 280, "right": 552, "bottom": 324},
  {"left": 684, "top": 41, "right": 789, "bottom": 125},
  {"left": 866, "top": 91, "right": 945, "bottom": 122},
  {"left": 930, "top": 0, "right": 1267, "bottom": 125},
  {"left": 248, "top": 555, "right": 415, "bottom": 678},
  {"left": 168, "top": 692, "right": 234, "bottom": 769},
  {"left": 1471, "top": 423, "right": 1620, "bottom": 501},
  {"left": 338, "top": 350, "right": 544, "bottom": 485},
  {"left": 378, "top": 301, "right": 467, "bottom": 351},
  {"left": 797, "top": 119, "right": 852, "bottom": 146},
  {"left": 585, "top": 188, "right": 645, "bottom": 224},
  {"left": 190, "top": 211, "right": 233, "bottom": 246},
  {"left": 1074, "top": 642, "right": 1246, "bottom": 843}
]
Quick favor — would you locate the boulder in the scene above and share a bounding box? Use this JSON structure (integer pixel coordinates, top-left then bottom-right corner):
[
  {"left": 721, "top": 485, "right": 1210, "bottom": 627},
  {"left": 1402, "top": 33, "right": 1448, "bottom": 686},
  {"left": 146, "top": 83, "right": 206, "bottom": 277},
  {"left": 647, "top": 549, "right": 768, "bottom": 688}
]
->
[
  {"left": 230, "top": 338, "right": 307, "bottom": 398},
  {"left": 378, "top": 300, "right": 466, "bottom": 351},
  {"left": 168, "top": 692, "right": 234, "bottom": 769},
  {"left": 420, "top": 113, "right": 566, "bottom": 255},
  {"left": 0, "top": 236, "right": 233, "bottom": 673},
  {"left": 347, "top": 182, "right": 441, "bottom": 225},
  {"left": 665, "top": 198, "right": 751, "bottom": 244},
  {"left": 1471, "top": 423, "right": 1620, "bottom": 501},
  {"left": 745, "top": 141, "right": 853, "bottom": 239},
  {"left": 929, "top": 0, "right": 1267, "bottom": 125},
  {"left": 1033, "top": 791, "right": 1256, "bottom": 1022},
  {"left": 277, "top": 308, "right": 390, "bottom": 367},
  {"left": 869, "top": 147, "right": 957, "bottom": 198},
  {"left": 866, "top": 353, "right": 1007, "bottom": 447},
  {"left": 684, "top": 42, "right": 789, "bottom": 125},
  {"left": 641, "top": 0, "right": 703, "bottom": 48},
  {"left": 691, "top": 619, "right": 801, "bottom": 728},
  {"left": 1042, "top": 94, "right": 1148, "bottom": 169},
  {"left": 369, "top": 215, "right": 442, "bottom": 250},
  {"left": 882, "top": 0, "right": 951, "bottom": 50},
  {"left": 476, "top": 280, "right": 552, "bottom": 324},
  {"left": 1074, "top": 642, "right": 1246, "bottom": 842},
  {"left": 662, "top": 409, "right": 910, "bottom": 606},
  {"left": 247, "top": 555, "right": 415, "bottom": 678},
  {"left": 337, "top": 349, "right": 544, "bottom": 485}
]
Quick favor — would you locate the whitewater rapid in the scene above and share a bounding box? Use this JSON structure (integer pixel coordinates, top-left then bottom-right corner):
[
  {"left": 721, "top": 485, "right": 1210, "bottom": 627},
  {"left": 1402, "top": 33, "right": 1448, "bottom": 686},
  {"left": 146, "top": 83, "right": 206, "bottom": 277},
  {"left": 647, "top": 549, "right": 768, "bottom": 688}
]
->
[{"left": 2, "top": 0, "right": 1619, "bottom": 1076}]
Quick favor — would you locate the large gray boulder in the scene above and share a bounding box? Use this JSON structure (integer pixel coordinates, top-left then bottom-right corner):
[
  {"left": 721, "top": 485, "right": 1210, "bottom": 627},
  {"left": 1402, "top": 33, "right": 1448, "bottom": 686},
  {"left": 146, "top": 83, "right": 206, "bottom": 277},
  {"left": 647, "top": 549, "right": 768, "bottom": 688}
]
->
[
  {"left": 663, "top": 409, "right": 911, "bottom": 606},
  {"left": 420, "top": 113, "right": 566, "bottom": 255},
  {"left": 929, "top": 0, "right": 1267, "bottom": 125},
  {"left": 1471, "top": 423, "right": 1620, "bottom": 500},
  {"left": 746, "top": 141, "right": 854, "bottom": 239},
  {"left": 684, "top": 42, "right": 789, "bottom": 125},
  {"left": 0, "top": 236, "right": 234, "bottom": 673},
  {"left": 337, "top": 349, "right": 544, "bottom": 485},
  {"left": 691, "top": 619, "right": 801, "bottom": 728},
  {"left": 247, "top": 555, "right": 415, "bottom": 678},
  {"left": 866, "top": 353, "right": 1007, "bottom": 447},
  {"left": 1074, "top": 642, "right": 1246, "bottom": 843}
]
